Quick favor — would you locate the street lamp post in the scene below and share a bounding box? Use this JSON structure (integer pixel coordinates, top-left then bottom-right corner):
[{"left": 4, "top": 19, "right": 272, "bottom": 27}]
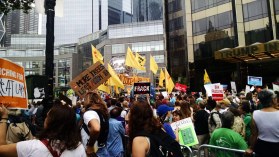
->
[{"left": 45, "top": 0, "right": 56, "bottom": 104}]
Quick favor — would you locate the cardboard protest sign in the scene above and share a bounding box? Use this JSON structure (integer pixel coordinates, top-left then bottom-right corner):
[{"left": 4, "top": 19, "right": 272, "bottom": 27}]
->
[
  {"left": 273, "top": 83, "right": 279, "bottom": 91},
  {"left": 171, "top": 118, "right": 198, "bottom": 147},
  {"left": 248, "top": 76, "right": 262, "bottom": 86},
  {"left": 0, "top": 58, "right": 28, "bottom": 109},
  {"left": 133, "top": 82, "right": 150, "bottom": 94},
  {"left": 69, "top": 61, "right": 111, "bottom": 98}
]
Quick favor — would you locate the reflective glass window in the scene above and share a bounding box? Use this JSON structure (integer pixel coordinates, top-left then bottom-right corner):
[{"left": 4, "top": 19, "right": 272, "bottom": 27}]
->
[
  {"left": 0, "top": 50, "right": 6, "bottom": 57},
  {"left": 112, "top": 44, "right": 125, "bottom": 54},
  {"left": 275, "top": 0, "right": 279, "bottom": 14},
  {"left": 153, "top": 55, "right": 164, "bottom": 63},
  {"left": 243, "top": 0, "right": 268, "bottom": 22},
  {"left": 245, "top": 28, "right": 272, "bottom": 45},
  {"left": 191, "top": 0, "right": 230, "bottom": 13},
  {"left": 6, "top": 50, "right": 25, "bottom": 57}
]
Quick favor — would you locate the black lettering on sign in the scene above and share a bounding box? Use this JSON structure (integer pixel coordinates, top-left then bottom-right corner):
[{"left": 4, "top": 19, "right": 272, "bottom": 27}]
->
[
  {"left": 92, "top": 75, "right": 104, "bottom": 85},
  {"left": 90, "top": 64, "right": 105, "bottom": 77},
  {"left": 76, "top": 74, "right": 91, "bottom": 87},
  {"left": 0, "top": 78, "right": 25, "bottom": 97},
  {"left": 0, "top": 79, "right": 6, "bottom": 96}
]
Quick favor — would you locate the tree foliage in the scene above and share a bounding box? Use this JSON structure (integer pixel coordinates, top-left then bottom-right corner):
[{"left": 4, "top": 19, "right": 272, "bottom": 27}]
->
[{"left": 0, "top": 0, "right": 34, "bottom": 14}]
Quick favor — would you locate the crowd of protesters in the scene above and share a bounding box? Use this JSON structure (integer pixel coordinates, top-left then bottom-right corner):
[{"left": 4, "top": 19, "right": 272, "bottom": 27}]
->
[{"left": 0, "top": 87, "right": 278, "bottom": 157}]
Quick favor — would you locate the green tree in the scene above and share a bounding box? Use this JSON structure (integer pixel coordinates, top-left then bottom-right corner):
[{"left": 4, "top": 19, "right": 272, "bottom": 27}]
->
[{"left": 0, "top": 0, "right": 34, "bottom": 14}]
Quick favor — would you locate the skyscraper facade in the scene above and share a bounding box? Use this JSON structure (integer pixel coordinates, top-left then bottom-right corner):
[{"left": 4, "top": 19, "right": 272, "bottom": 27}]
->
[
  {"left": 164, "top": 0, "right": 279, "bottom": 91},
  {"left": 0, "top": 14, "right": 5, "bottom": 46},
  {"left": 4, "top": 8, "right": 38, "bottom": 47},
  {"left": 133, "top": 0, "right": 163, "bottom": 22}
]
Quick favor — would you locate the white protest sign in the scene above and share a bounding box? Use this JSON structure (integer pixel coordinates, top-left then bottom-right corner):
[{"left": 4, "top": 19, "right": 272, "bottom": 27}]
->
[
  {"left": 245, "top": 85, "right": 251, "bottom": 95},
  {"left": 171, "top": 118, "right": 198, "bottom": 147},
  {"left": 212, "top": 84, "right": 224, "bottom": 101},
  {"left": 273, "top": 84, "right": 279, "bottom": 92},
  {"left": 230, "top": 81, "right": 237, "bottom": 94}
]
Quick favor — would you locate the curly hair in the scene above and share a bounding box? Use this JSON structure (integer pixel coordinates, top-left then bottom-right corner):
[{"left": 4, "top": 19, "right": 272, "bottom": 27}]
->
[
  {"left": 128, "top": 100, "right": 161, "bottom": 151},
  {"left": 38, "top": 104, "right": 81, "bottom": 150}
]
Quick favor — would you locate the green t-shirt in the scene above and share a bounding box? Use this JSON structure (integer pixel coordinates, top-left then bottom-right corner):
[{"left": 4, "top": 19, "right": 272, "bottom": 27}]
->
[
  {"left": 243, "top": 113, "right": 252, "bottom": 141},
  {"left": 209, "top": 128, "right": 248, "bottom": 157}
]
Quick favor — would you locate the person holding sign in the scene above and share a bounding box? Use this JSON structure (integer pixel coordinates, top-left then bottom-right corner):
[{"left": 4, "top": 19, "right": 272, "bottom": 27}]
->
[{"left": 0, "top": 104, "right": 86, "bottom": 157}]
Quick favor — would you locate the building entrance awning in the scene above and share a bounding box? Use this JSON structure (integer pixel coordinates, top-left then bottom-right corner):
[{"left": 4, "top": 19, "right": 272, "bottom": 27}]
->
[{"left": 214, "top": 40, "right": 279, "bottom": 63}]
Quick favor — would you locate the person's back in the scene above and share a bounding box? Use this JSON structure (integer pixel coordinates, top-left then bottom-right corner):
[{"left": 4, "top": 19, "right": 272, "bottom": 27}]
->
[
  {"left": 107, "top": 108, "right": 125, "bottom": 157},
  {"left": 209, "top": 111, "right": 247, "bottom": 157}
]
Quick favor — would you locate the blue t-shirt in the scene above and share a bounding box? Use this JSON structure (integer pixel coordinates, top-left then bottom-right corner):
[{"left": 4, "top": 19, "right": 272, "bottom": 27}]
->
[{"left": 163, "top": 123, "right": 176, "bottom": 139}]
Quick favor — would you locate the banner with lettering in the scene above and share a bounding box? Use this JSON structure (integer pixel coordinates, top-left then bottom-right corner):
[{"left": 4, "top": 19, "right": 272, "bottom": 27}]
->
[
  {"left": 118, "top": 74, "right": 150, "bottom": 86},
  {"left": 175, "top": 83, "right": 187, "bottom": 92},
  {"left": 134, "top": 82, "right": 150, "bottom": 94},
  {"left": 69, "top": 61, "right": 111, "bottom": 98},
  {"left": 171, "top": 118, "right": 198, "bottom": 147},
  {"left": 247, "top": 76, "right": 262, "bottom": 86},
  {"left": 0, "top": 58, "right": 28, "bottom": 109}
]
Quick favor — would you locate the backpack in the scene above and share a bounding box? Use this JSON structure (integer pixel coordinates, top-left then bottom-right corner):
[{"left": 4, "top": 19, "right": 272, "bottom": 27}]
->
[
  {"left": 209, "top": 112, "right": 222, "bottom": 126},
  {"left": 82, "top": 109, "right": 109, "bottom": 147},
  {"left": 6, "top": 122, "right": 33, "bottom": 144},
  {"left": 135, "top": 129, "right": 183, "bottom": 157}
]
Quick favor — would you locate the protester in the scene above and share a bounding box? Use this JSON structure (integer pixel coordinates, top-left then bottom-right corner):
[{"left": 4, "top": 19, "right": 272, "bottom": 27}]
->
[
  {"left": 229, "top": 107, "right": 245, "bottom": 138},
  {"left": 208, "top": 101, "right": 222, "bottom": 135},
  {"left": 194, "top": 100, "right": 210, "bottom": 147},
  {"left": 156, "top": 104, "right": 176, "bottom": 139},
  {"left": 0, "top": 104, "right": 86, "bottom": 157},
  {"left": 128, "top": 100, "right": 183, "bottom": 157},
  {"left": 180, "top": 100, "right": 192, "bottom": 120},
  {"left": 107, "top": 107, "right": 125, "bottom": 157},
  {"left": 172, "top": 109, "right": 183, "bottom": 122},
  {"left": 209, "top": 111, "right": 247, "bottom": 157},
  {"left": 239, "top": 100, "right": 252, "bottom": 143},
  {"left": 120, "top": 101, "right": 129, "bottom": 119},
  {"left": 81, "top": 92, "right": 109, "bottom": 157},
  {"left": 246, "top": 89, "right": 279, "bottom": 157}
]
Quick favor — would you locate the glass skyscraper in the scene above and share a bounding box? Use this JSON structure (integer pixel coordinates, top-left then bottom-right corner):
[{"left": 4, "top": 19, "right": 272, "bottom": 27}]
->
[
  {"left": 164, "top": 0, "right": 279, "bottom": 91},
  {"left": 133, "top": 0, "right": 163, "bottom": 22},
  {"left": 0, "top": 14, "right": 5, "bottom": 46}
]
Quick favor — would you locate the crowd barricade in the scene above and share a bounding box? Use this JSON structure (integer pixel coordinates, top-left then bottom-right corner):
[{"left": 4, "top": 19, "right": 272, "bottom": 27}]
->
[
  {"left": 197, "top": 144, "right": 255, "bottom": 157},
  {"left": 180, "top": 145, "right": 193, "bottom": 157}
]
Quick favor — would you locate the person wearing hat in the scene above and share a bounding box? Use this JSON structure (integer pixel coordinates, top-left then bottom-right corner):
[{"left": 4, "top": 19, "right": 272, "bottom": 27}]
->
[{"left": 157, "top": 105, "right": 176, "bottom": 140}]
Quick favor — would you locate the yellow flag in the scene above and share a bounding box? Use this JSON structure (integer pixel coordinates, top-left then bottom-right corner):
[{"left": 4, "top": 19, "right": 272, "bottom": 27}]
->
[
  {"left": 204, "top": 69, "right": 211, "bottom": 84},
  {"left": 135, "top": 52, "right": 146, "bottom": 67},
  {"left": 92, "top": 45, "right": 104, "bottom": 64},
  {"left": 150, "top": 55, "right": 158, "bottom": 74},
  {"left": 125, "top": 47, "right": 145, "bottom": 70},
  {"left": 98, "top": 83, "right": 111, "bottom": 94},
  {"left": 107, "top": 64, "right": 125, "bottom": 89},
  {"left": 114, "top": 86, "right": 120, "bottom": 94},
  {"left": 165, "top": 68, "right": 174, "bottom": 94},
  {"left": 159, "top": 68, "right": 164, "bottom": 87}
]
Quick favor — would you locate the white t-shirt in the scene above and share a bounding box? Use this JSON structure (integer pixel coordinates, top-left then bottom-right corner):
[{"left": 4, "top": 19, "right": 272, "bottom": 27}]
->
[
  {"left": 120, "top": 108, "right": 129, "bottom": 118},
  {"left": 81, "top": 110, "right": 100, "bottom": 147},
  {"left": 16, "top": 139, "right": 86, "bottom": 157}
]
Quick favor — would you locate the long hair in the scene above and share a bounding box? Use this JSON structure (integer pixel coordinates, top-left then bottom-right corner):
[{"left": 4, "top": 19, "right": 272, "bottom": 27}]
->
[
  {"left": 180, "top": 100, "right": 191, "bottom": 118},
  {"left": 128, "top": 100, "right": 161, "bottom": 151},
  {"left": 85, "top": 92, "right": 109, "bottom": 119},
  {"left": 38, "top": 104, "right": 81, "bottom": 150}
]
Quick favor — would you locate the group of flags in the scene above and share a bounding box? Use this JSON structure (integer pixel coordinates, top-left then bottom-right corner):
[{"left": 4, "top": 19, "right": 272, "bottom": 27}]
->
[{"left": 91, "top": 45, "right": 175, "bottom": 94}]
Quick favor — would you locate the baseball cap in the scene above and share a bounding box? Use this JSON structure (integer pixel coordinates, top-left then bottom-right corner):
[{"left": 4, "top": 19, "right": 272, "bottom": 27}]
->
[{"left": 157, "top": 105, "right": 174, "bottom": 117}]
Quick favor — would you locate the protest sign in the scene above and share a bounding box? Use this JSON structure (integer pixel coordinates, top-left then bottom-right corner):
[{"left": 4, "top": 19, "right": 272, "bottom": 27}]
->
[
  {"left": 133, "top": 82, "right": 150, "bottom": 94},
  {"left": 248, "top": 76, "right": 262, "bottom": 86},
  {"left": 175, "top": 83, "right": 187, "bottom": 92},
  {"left": 245, "top": 85, "right": 251, "bottom": 95},
  {"left": 69, "top": 61, "right": 111, "bottom": 98},
  {"left": 0, "top": 58, "right": 27, "bottom": 109},
  {"left": 118, "top": 74, "right": 150, "bottom": 85},
  {"left": 211, "top": 84, "right": 224, "bottom": 101},
  {"left": 230, "top": 81, "right": 237, "bottom": 94},
  {"left": 26, "top": 75, "right": 48, "bottom": 99},
  {"left": 273, "top": 83, "right": 279, "bottom": 91},
  {"left": 204, "top": 83, "right": 220, "bottom": 96},
  {"left": 171, "top": 118, "right": 198, "bottom": 147}
]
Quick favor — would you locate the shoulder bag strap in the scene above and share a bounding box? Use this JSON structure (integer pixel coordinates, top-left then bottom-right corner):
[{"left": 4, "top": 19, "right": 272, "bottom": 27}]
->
[{"left": 40, "top": 139, "right": 60, "bottom": 157}]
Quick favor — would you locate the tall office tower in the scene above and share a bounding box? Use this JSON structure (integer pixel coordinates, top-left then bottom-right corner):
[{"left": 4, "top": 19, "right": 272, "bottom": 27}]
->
[
  {"left": 164, "top": 0, "right": 279, "bottom": 91},
  {"left": 0, "top": 14, "right": 5, "bottom": 46},
  {"left": 133, "top": 0, "right": 163, "bottom": 22},
  {"left": 4, "top": 8, "right": 38, "bottom": 47},
  {"left": 40, "top": 0, "right": 133, "bottom": 46}
]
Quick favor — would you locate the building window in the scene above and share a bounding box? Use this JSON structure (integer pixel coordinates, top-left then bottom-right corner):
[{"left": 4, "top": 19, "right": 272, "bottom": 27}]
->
[
  {"left": 0, "top": 50, "right": 6, "bottom": 57},
  {"left": 112, "top": 44, "right": 125, "bottom": 54},
  {"left": 275, "top": 0, "right": 279, "bottom": 15},
  {"left": 193, "top": 11, "right": 233, "bottom": 36},
  {"left": 245, "top": 28, "right": 272, "bottom": 45},
  {"left": 191, "top": 0, "right": 230, "bottom": 13},
  {"left": 169, "top": 17, "right": 184, "bottom": 31},
  {"left": 168, "top": 0, "right": 182, "bottom": 13},
  {"left": 243, "top": 0, "right": 268, "bottom": 22},
  {"left": 153, "top": 55, "right": 164, "bottom": 63},
  {"left": 132, "top": 40, "right": 164, "bottom": 52},
  {"left": 6, "top": 50, "right": 25, "bottom": 57}
]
